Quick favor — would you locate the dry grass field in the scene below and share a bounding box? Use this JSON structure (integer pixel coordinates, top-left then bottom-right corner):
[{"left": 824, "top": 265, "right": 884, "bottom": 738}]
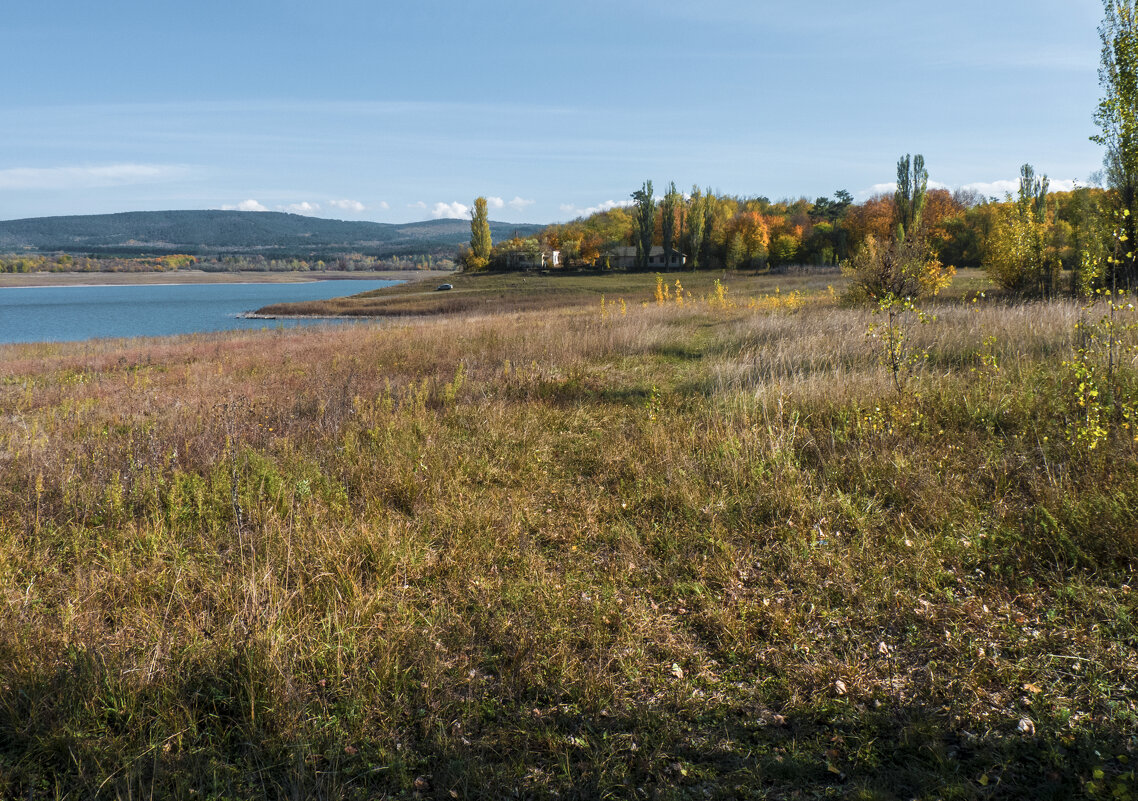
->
[{"left": 0, "top": 270, "right": 1135, "bottom": 799}]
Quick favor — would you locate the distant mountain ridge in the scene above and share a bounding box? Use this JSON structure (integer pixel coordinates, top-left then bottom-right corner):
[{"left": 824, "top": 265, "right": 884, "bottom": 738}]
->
[{"left": 0, "top": 210, "right": 544, "bottom": 257}]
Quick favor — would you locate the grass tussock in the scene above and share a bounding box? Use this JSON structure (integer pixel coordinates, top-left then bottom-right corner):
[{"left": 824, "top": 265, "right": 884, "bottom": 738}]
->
[{"left": 0, "top": 271, "right": 1136, "bottom": 799}]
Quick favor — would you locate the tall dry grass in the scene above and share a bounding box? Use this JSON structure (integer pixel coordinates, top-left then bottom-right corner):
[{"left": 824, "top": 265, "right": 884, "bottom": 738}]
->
[{"left": 0, "top": 284, "right": 1135, "bottom": 798}]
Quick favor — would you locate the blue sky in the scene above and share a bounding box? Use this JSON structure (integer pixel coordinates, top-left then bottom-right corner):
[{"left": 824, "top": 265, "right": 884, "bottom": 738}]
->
[{"left": 0, "top": 0, "right": 1106, "bottom": 224}]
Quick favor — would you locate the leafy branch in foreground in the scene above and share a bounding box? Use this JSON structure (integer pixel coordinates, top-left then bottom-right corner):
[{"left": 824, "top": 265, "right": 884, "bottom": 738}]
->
[
  {"left": 866, "top": 293, "right": 935, "bottom": 394},
  {"left": 1065, "top": 207, "right": 1138, "bottom": 452}
]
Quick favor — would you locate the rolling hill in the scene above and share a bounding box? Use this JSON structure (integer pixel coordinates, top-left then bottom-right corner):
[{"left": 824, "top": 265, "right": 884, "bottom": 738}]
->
[{"left": 0, "top": 210, "right": 545, "bottom": 258}]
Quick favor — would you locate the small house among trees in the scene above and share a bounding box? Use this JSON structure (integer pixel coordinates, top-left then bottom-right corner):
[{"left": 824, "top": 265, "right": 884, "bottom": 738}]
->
[
  {"left": 504, "top": 249, "right": 560, "bottom": 270},
  {"left": 608, "top": 246, "right": 686, "bottom": 270}
]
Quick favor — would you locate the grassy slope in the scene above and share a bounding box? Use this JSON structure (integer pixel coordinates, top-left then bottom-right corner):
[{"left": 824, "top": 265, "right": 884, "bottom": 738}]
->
[
  {"left": 251, "top": 269, "right": 845, "bottom": 318},
  {"left": 0, "top": 271, "right": 1135, "bottom": 799},
  {"left": 254, "top": 268, "right": 997, "bottom": 319}
]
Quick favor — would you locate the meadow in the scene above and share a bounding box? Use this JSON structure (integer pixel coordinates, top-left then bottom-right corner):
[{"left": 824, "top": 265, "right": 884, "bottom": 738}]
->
[{"left": 0, "top": 270, "right": 1135, "bottom": 799}]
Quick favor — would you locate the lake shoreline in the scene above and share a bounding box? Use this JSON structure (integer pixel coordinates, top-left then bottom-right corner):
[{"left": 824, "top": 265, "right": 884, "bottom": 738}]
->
[
  {"left": 239, "top": 312, "right": 374, "bottom": 321},
  {"left": 0, "top": 269, "right": 452, "bottom": 289},
  {"left": 0, "top": 277, "right": 410, "bottom": 343}
]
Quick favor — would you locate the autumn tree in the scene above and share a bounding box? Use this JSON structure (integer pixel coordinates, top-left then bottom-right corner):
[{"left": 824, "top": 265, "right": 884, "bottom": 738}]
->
[
  {"left": 984, "top": 164, "right": 1060, "bottom": 296},
  {"left": 631, "top": 180, "right": 655, "bottom": 271},
  {"left": 842, "top": 194, "right": 896, "bottom": 251},
  {"left": 704, "top": 192, "right": 735, "bottom": 267},
  {"left": 1094, "top": 0, "right": 1138, "bottom": 287},
  {"left": 466, "top": 197, "right": 492, "bottom": 271},
  {"left": 845, "top": 155, "right": 952, "bottom": 300},
  {"left": 733, "top": 211, "right": 771, "bottom": 267}
]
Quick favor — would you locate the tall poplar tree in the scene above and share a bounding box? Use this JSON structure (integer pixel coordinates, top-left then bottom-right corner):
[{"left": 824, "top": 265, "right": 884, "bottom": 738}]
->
[
  {"left": 894, "top": 154, "right": 928, "bottom": 241},
  {"left": 1094, "top": 0, "right": 1138, "bottom": 287},
  {"left": 686, "top": 186, "right": 706, "bottom": 271},
  {"left": 631, "top": 180, "right": 655, "bottom": 271},
  {"left": 660, "top": 181, "right": 681, "bottom": 270},
  {"left": 469, "top": 197, "right": 492, "bottom": 271},
  {"left": 702, "top": 187, "right": 717, "bottom": 267}
]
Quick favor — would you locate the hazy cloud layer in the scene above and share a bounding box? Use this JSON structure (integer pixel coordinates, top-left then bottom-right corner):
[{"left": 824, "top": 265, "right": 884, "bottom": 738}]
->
[
  {"left": 559, "top": 199, "right": 633, "bottom": 219},
  {"left": 281, "top": 201, "right": 320, "bottom": 215},
  {"left": 221, "top": 199, "right": 269, "bottom": 212},
  {"left": 858, "top": 178, "right": 1079, "bottom": 202},
  {"left": 482, "top": 196, "right": 537, "bottom": 214},
  {"left": 0, "top": 163, "right": 189, "bottom": 190},
  {"left": 220, "top": 198, "right": 376, "bottom": 217},
  {"left": 327, "top": 198, "right": 367, "bottom": 213}
]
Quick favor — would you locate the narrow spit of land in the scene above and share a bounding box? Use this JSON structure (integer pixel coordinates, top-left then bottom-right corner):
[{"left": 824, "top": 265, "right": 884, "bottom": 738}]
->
[
  {"left": 0, "top": 269, "right": 1134, "bottom": 799},
  {"left": 253, "top": 267, "right": 996, "bottom": 319},
  {"left": 0, "top": 269, "right": 452, "bottom": 289},
  {"left": 253, "top": 268, "right": 846, "bottom": 318}
]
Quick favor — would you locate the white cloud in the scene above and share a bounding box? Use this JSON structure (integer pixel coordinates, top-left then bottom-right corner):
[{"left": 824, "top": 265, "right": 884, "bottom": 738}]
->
[
  {"left": 857, "top": 178, "right": 1080, "bottom": 203},
  {"left": 328, "top": 198, "right": 366, "bottom": 213},
  {"left": 559, "top": 199, "right": 633, "bottom": 218},
  {"left": 857, "top": 183, "right": 897, "bottom": 201},
  {"left": 409, "top": 201, "right": 428, "bottom": 210},
  {"left": 431, "top": 201, "right": 470, "bottom": 219},
  {"left": 963, "top": 178, "right": 1078, "bottom": 197},
  {"left": 222, "top": 199, "right": 269, "bottom": 212},
  {"left": 482, "top": 196, "right": 533, "bottom": 214},
  {"left": 281, "top": 201, "right": 321, "bottom": 215},
  {"left": 958, "top": 180, "right": 1019, "bottom": 199},
  {"left": 0, "top": 163, "right": 189, "bottom": 190},
  {"left": 376, "top": 201, "right": 391, "bottom": 211}
]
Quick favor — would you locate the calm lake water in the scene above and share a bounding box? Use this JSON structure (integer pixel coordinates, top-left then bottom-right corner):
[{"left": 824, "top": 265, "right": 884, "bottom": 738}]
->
[{"left": 0, "top": 279, "right": 399, "bottom": 344}]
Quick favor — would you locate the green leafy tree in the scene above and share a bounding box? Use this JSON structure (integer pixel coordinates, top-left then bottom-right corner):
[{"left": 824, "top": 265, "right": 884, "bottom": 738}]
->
[
  {"left": 660, "top": 181, "right": 681, "bottom": 270},
  {"left": 686, "top": 187, "right": 706, "bottom": 270},
  {"left": 1094, "top": 0, "right": 1138, "bottom": 287},
  {"left": 725, "top": 232, "right": 745, "bottom": 269},
  {"left": 467, "top": 197, "right": 493, "bottom": 271},
  {"left": 631, "top": 180, "right": 655, "bottom": 271},
  {"left": 1067, "top": 187, "right": 1111, "bottom": 294},
  {"left": 768, "top": 233, "right": 800, "bottom": 269},
  {"left": 895, "top": 154, "right": 928, "bottom": 241}
]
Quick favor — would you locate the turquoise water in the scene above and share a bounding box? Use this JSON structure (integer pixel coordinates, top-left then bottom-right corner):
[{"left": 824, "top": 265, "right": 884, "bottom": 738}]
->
[{"left": 0, "top": 279, "right": 398, "bottom": 344}]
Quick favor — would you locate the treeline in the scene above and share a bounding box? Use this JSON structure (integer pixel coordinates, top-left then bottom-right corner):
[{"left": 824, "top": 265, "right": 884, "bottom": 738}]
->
[
  {"left": 0, "top": 252, "right": 452, "bottom": 274},
  {"left": 210, "top": 253, "right": 451, "bottom": 272},
  {"left": 0, "top": 253, "right": 197, "bottom": 274},
  {"left": 529, "top": 180, "right": 1112, "bottom": 286}
]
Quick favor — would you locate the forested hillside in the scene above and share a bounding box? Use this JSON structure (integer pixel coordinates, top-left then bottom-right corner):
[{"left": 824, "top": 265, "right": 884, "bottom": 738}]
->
[{"left": 0, "top": 210, "right": 542, "bottom": 258}]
